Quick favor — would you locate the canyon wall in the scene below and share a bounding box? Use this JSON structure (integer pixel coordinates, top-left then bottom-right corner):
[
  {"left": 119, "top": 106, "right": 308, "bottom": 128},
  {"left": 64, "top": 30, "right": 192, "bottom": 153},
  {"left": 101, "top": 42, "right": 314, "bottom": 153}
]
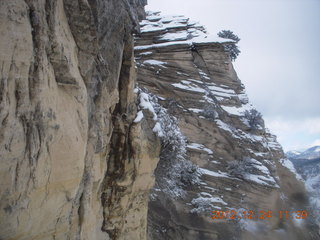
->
[
  {"left": 135, "top": 12, "right": 319, "bottom": 240},
  {"left": 0, "top": 1, "right": 319, "bottom": 240},
  {"left": 0, "top": 1, "right": 160, "bottom": 239}
]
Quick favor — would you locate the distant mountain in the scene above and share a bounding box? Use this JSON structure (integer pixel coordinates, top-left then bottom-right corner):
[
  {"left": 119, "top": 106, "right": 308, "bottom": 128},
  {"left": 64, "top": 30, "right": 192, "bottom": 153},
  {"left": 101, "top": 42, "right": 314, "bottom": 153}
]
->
[
  {"left": 286, "top": 145, "right": 320, "bottom": 179},
  {"left": 287, "top": 146, "right": 320, "bottom": 226},
  {"left": 286, "top": 146, "right": 320, "bottom": 160},
  {"left": 286, "top": 150, "right": 302, "bottom": 159}
]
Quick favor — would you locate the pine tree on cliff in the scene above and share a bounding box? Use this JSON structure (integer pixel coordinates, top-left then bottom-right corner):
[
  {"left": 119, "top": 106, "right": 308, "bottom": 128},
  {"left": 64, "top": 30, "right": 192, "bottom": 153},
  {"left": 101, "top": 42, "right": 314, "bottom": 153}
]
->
[{"left": 217, "top": 30, "right": 241, "bottom": 61}]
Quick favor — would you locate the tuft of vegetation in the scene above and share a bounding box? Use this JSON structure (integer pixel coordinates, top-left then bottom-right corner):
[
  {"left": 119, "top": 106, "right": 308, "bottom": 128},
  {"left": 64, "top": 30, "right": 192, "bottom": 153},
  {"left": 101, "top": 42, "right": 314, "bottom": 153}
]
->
[
  {"left": 244, "top": 109, "right": 264, "bottom": 131},
  {"left": 202, "top": 105, "right": 218, "bottom": 121},
  {"left": 227, "top": 157, "right": 255, "bottom": 179},
  {"left": 218, "top": 30, "right": 240, "bottom": 42},
  {"left": 139, "top": 89, "right": 201, "bottom": 199},
  {"left": 217, "top": 30, "right": 241, "bottom": 61}
]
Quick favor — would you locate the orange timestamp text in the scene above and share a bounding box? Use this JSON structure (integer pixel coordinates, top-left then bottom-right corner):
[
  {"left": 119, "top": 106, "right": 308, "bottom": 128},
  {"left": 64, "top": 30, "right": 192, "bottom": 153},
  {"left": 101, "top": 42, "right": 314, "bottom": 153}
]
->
[{"left": 212, "top": 210, "right": 308, "bottom": 220}]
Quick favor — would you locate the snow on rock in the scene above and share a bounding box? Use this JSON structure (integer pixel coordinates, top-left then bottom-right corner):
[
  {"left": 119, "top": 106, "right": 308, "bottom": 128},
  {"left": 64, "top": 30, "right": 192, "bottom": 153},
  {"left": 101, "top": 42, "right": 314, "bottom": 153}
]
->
[
  {"left": 239, "top": 219, "right": 260, "bottom": 233},
  {"left": 221, "top": 103, "right": 254, "bottom": 117},
  {"left": 134, "top": 110, "right": 144, "bottom": 123},
  {"left": 249, "top": 158, "right": 272, "bottom": 175},
  {"left": 211, "top": 160, "right": 220, "bottom": 164},
  {"left": 187, "top": 143, "right": 213, "bottom": 154},
  {"left": 249, "top": 150, "right": 268, "bottom": 158},
  {"left": 239, "top": 158, "right": 278, "bottom": 187},
  {"left": 207, "top": 85, "right": 236, "bottom": 95},
  {"left": 139, "top": 92, "right": 157, "bottom": 120},
  {"left": 188, "top": 108, "right": 203, "bottom": 113},
  {"left": 264, "top": 130, "right": 282, "bottom": 150},
  {"left": 136, "top": 11, "right": 232, "bottom": 51},
  {"left": 200, "top": 168, "right": 237, "bottom": 180},
  {"left": 159, "top": 31, "right": 189, "bottom": 41},
  {"left": 245, "top": 174, "right": 278, "bottom": 187},
  {"left": 190, "top": 192, "right": 228, "bottom": 214},
  {"left": 172, "top": 82, "right": 206, "bottom": 93},
  {"left": 215, "top": 119, "right": 267, "bottom": 144},
  {"left": 176, "top": 71, "right": 189, "bottom": 76},
  {"left": 198, "top": 70, "right": 210, "bottom": 80},
  {"left": 238, "top": 93, "right": 249, "bottom": 104},
  {"left": 152, "top": 122, "right": 164, "bottom": 137},
  {"left": 215, "top": 120, "right": 236, "bottom": 135},
  {"left": 133, "top": 87, "right": 139, "bottom": 94},
  {"left": 279, "top": 158, "right": 303, "bottom": 181},
  {"left": 138, "top": 51, "right": 153, "bottom": 56},
  {"left": 134, "top": 41, "right": 191, "bottom": 51},
  {"left": 136, "top": 89, "right": 165, "bottom": 137},
  {"left": 143, "top": 59, "right": 167, "bottom": 67}
]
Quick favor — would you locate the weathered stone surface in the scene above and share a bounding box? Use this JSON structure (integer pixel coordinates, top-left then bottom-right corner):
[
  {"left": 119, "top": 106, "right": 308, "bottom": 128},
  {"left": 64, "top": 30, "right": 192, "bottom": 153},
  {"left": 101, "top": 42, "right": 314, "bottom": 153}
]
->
[
  {"left": 1, "top": 2, "right": 319, "bottom": 240},
  {"left": 135, "top": 12, "right": 319, "bottom": 240},
  {"left": 0, "top": 1, "right": 161, "bottom": 240}
]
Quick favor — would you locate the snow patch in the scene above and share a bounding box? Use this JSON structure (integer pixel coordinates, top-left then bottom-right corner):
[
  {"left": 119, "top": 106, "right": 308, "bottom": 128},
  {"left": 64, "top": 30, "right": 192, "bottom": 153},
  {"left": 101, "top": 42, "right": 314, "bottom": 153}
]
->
[
  {"left": 280, "top": 158, "right": 303, "bottom": 181},
  {"left": 133, "top": 110, "right": 144, "bottom": 123},
  {"left": 187, "top": 143, "right": 213, "bottom": 154},
  {"left": 139, "top": 92, "right": 157, "bottom": 120},
  {"left": 207, "top": 85, "right": 236, "bottom": 94},
  {"left": 245, "top": 174, "right": 278, "bottom": 187},
  {"left": 136, "top": 11, "right": 232, "bottom": 51},
  {"left": 153, "top": 122, "right": 164, "bottom": 137},
  {"left": 190, "top": 192, "right": 228, "bottom": 214},
  {"left": 143, "top": 59, "right": 167, "bottom": 67},
  {"left": 172, "top": 83, "right": 206, "bottom": 93},
  {"left": 188, "top": 108, "right": 203, "bottom": 113},
  {"left": 200, "top": 168, "right": 237, "bottom": 180},
  {"left": 139, "top": 51, "right": 153, "bottom": 56},
  {"left": 221, "top": 103, "right": 254, "bottom": 116}
]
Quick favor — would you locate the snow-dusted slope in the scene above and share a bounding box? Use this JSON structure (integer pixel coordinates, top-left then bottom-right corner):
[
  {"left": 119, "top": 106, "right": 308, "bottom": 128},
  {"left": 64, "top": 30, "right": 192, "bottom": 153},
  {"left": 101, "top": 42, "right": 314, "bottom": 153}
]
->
[
  {"left": 135, "top": 11, "right": 318, "bottom": 240},
  {"left": 287, "top": 147, "right": 320, "bottom": 229}
]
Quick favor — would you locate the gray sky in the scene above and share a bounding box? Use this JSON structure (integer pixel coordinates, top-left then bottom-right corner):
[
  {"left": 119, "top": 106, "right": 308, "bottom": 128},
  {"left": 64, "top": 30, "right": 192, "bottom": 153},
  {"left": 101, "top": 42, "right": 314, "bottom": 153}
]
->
[{"left": 146, "top": 0, "right": 320, "bottom": 151}]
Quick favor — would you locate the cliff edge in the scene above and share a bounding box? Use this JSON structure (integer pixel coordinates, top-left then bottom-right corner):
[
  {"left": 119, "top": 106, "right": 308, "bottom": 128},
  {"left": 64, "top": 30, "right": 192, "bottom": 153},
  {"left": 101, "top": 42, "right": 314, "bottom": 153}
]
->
[{"left": 135, "top": 11, "right": 319, "bottom": 240}]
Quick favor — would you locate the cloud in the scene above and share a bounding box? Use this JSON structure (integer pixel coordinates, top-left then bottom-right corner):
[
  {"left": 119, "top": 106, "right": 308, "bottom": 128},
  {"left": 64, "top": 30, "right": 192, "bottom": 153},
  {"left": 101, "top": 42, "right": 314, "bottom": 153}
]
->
[
  {"left": 264, "top": 117, "right": 320, "bottom": 150},
  {"left": 265, "top": 117, "right": 320, "bottom": 135}
]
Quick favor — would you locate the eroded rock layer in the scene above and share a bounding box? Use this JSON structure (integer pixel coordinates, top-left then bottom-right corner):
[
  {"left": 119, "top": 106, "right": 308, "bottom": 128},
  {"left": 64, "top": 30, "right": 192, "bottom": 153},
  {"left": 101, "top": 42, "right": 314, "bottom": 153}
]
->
[
  {"left": 0, "top": 1, "right": 160, "bottom": 240},
  {"left": 135, "top": 12, "right": 319, "bottom": 240}
]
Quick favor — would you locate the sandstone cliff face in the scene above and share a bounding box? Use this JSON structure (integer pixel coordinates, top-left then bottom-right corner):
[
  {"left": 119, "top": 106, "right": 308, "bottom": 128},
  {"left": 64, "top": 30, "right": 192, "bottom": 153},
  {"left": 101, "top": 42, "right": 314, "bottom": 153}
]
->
[
  {"left": 1, "top": 2, "right": 318, "bottom": 239},
  {"left": 135, "top": 12, "right": 319, "bottom": 240},
  {"left": 0, "top": 1, "right": 160, "bottom": 240}
]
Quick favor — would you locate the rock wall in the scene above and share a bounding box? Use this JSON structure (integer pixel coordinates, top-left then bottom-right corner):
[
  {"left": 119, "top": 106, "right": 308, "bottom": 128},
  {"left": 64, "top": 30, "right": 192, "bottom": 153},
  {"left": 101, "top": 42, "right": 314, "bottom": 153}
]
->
[
  {"left": 0, "top": 1, "right": 161, "bottom": 240},
  {"left": 135, "top": 12, "right": 319, "bottom": 240},
  {"left": 1, "top": 2, "right": 319, "bottom": 240}
]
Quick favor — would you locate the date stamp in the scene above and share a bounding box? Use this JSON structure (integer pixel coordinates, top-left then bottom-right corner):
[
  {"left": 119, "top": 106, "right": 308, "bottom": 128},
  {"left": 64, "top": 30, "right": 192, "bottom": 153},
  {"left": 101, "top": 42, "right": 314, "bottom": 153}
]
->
[{"left": 212, "top": 210, "right": 309, "bottom": 220}]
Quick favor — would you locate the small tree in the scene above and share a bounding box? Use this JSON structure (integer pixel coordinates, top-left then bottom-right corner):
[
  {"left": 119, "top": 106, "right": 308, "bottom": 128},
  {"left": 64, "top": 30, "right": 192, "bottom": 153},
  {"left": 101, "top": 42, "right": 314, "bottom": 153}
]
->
[
  {"left": 163, "top": 97, "right": 179, "bottom": 114},
  {"left": 139, "top": 90, "right": 201, "bottom": 199},
  {"left": 244, "top": 109, "right": 264, "bottom": 131},
  {"left": 227, "top": 157, "right": 255, "bottom": 179},
  {"left": 202, "top": 105, "right": 218, "bottom": 121},
  {"left": 218, "top": 30, "right": 240, "bottom": 42},
  {"left": 217, "top": 30, "right": 241, "bottom": 61}
]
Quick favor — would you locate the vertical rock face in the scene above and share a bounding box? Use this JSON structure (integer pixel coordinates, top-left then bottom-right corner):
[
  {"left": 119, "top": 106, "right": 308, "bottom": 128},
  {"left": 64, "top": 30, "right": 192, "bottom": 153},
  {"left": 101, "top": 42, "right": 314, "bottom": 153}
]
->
[
  {"left": 1, "top": 2, "right": 319, "bottom": 239},
  {"left": 0, "top": 1, "right": 160, "bottom": 240},
  {"left": 135, "top": 12, "right": 319, "bottom": 240}
]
